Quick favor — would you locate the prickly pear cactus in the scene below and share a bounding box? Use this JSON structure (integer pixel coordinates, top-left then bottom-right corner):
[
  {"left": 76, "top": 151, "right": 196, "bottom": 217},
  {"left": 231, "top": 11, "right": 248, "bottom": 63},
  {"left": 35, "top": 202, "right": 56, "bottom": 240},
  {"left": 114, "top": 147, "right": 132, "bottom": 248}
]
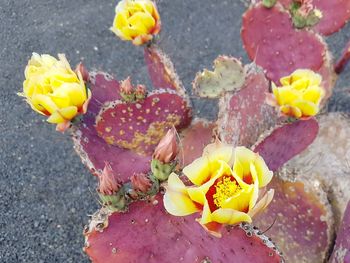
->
[
  {"left": 73, "top": 48, "right": 192, "bottom": 181},
  {"left": 83, "top": 195, "right": 284, "bottom": 263},
  {"left": 283, "top": 113, "right": 350, "bottom": 227},
  {"left": 330, "top": 202, "right": 350, "bottom": 263},
  {"left": 241, "top": 2, "right": 337, "bottom": 101},
  {"left": 253, "top": 118, "right": 319, "bottom": 172},
  {"left": 95, "top": 89, "right": 191, "bottom": 156},
  {"left": 217, "top": 61, "right": 279, "bottom": 147},
  {"left": 272, "top": 0, "right": 350, "bottom": 35},
  {"left": 255, "top": 176, "right": 334, "bottom": 263},
  {"left": 193, "top": 56, "right": 246, "bottom": 98},
  {"left": 17, "top": 1, "right": 350, "bottom": 263},
  {"left": 178, "top": 118, "right": 216, "bottom": 167}
]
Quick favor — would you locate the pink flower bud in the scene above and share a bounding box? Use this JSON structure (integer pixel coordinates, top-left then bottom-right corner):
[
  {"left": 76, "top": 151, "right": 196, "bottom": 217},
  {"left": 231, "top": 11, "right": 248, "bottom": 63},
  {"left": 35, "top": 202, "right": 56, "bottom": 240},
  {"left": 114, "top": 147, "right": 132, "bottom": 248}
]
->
[
  {"left": 153, "top": 127, "right": 178, "bottom": 163},
  {"left": 297, "top": 0, "right": 313, "bottom": 16},
  {"left": 135, "top": 84, "right": 147, "bottom": 100},
  {"left": 75, "top": 62, "right": 90, "bottom": 83},
  {"left": 98, "top": 162, "right": 122, "bottom": 195},
  {"left": 120, "top": 77, "right": 134, "bottom": 94},
  {"left": 130, "top": 173, "right": 152, "bottom": 193}
]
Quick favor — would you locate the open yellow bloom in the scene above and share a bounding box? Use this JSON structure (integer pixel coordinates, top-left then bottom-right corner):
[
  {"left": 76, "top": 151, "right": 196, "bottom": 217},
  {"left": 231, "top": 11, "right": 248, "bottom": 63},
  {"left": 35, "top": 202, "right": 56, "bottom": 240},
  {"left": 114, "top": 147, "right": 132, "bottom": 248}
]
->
[
  {"left": 19, "top": 53, "right": 91, "bottom": 131},
  {"left": 271, "top": 69, "right": 324, "bottom": 119},
  {"left": 111, "top": 0, "right": 161, "bottom": 46},
  {"left": 163, "top": 141, "right": 274, "bottom": 236}
]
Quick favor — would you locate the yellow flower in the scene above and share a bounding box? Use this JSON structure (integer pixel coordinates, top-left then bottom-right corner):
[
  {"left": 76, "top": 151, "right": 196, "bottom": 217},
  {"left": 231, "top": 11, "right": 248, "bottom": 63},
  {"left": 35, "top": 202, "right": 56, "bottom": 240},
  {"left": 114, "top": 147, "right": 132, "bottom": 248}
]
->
[
  {"left": 271, "top": 69, "right": 324, "bottom": 119},
  {"left": 163, "top": 140, "right": 274, "bottom": 237},
  {"left": 111, "top": 0, "right": 161, "bottom": 46},
  {"left": 19, "top": 53, "right": 91, "bottom": 131}
]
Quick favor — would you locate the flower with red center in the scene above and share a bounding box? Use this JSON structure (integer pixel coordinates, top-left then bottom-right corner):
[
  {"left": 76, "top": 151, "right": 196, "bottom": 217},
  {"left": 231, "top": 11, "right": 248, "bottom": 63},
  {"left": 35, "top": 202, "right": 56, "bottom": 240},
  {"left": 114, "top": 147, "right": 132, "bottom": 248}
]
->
[{"left": 163, "top": 140, "right": 274, "bottom": 236}]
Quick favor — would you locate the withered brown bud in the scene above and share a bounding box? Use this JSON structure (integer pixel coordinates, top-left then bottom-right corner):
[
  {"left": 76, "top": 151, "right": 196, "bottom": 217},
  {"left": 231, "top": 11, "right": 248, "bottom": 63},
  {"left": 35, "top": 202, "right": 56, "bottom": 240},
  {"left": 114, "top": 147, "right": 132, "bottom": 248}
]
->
[
  {"left": 75, "top": 62, "right": 90, "bottom": 83},
  {"left": 98, "top": 162, "right": 122, "bottom": 195},
  {"left": 153, "top": 127, "right": 178, "bottom": 163},
  {"left": 130, "top": 173, "right": 152, "bottom": 193}
]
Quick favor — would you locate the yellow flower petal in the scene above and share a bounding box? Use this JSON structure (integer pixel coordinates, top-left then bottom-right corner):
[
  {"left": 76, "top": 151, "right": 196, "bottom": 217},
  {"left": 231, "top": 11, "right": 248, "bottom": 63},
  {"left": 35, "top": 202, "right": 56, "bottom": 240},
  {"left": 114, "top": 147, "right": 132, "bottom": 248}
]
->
[
  {"left": 291, "top": 78, "right": 309, "bottom": 91},
  {"left": 292, "top": 100, "right": 318, "bottom": 117},
  {"left": 254, "top": 155, "right": 273, "bottom": 187},
  {"left": 221, "top": 188, "right": 252, "bottom": 212},
  {"left": 111, "top": 0, "right": 160, "bottom": 45},
  {"left": 128, "top": 12, "right": 155, "bottom": 31},
  {"left": 273, "top": 69, "right": 323, "bottom": 119},
  {"left": 183, "top": 156, "right": 211, "bottom": 186},
  {"left": 303, "top": 85, "right": 324, "bottom": 104},
  {"left": 211, "top": 208, "right": 252, "bottom": 225},
  {"left": 248, "top": 189, "right": 274, "bottom": 218},
  {"left": 163, "top": 191, "right": 199, "bottom": 216},
  {"left": 31, "top": 94, "right": 58, "bottom": 114},
  {"left": 199, "top": 201, "right": 213, "bottom": 225},
  {"left": 59, "top": 106, "right": 78, "bottom": 120},
  {"left": 163, "top": 173, "right": 199, "bottom": 216},
  {"left": 203, "top": 140, "right": 234, "bottom": 166},
  {"left": 248, "top": 163, "right": 259, "bottom": 210},
  {"left": 280, "top": 105, "right": 302, "bottom": 118},
  {"left": 233, "top": 147, "right": 256, "bottom": 177}
]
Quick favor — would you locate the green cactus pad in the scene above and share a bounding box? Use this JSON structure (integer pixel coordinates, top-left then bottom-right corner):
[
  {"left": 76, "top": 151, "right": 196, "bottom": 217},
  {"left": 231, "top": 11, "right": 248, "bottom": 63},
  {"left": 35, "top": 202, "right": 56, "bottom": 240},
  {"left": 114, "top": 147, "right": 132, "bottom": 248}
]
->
[{"left": 193, "top": 56, "right": 246, "bottom": 99}]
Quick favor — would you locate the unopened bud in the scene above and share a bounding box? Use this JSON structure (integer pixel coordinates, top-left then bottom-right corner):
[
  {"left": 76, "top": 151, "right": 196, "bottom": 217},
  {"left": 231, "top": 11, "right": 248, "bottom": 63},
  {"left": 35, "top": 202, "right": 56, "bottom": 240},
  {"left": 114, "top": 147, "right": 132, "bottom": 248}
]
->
[
  {"left": 120, "top": 77, "right": 134, "bottom": 94},
  {"left": 98, "top": 162, "right": 122, "bottom": 195},
  {"left": 135, "top": 84, "right": 147, "bottom": 101},
  {"left": 131, "top": 173, "right": 152, "bottom": 193},
  {"left": 153, "top": 127, "right": 178, "bottom": 164},
  {"left": 120, "top": 77, "right": 137, "bottom": 102}
]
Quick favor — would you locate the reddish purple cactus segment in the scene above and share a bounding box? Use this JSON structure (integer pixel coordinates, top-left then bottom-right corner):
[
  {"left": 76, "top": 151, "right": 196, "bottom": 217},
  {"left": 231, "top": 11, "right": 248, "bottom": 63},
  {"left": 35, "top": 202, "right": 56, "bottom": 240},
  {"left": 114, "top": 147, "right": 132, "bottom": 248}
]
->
[
  {"left": 276, "top": 0, "right": 350, "bottom": 36},
  {"left": 218, "top": 67, "right": 278, "bottom": 147},
  {"left": 85, "top": 195, "right": 283, "bottom": 263},
  {"left": 179, "top": 119, "right": 216, "bottom": 167},
  {"left": 144, "top": 46, "right": 186, "bottom": 96},
  {"left": 88, "top": 73, "right": 122, "bottom": 115},
  {"left": 95, "top": 89, "right": 192, "bottom": 156},
  {"left": 72, "top": 73, "right": 151, "bottom": 181},
  {"left": 241, "top": 3, "right": 326, "bottom": 84},
  {"left": 254, "top": 118, "right": 319, "bottom": 172},
  {"left": 330, "top": 202, "right": 350, "bottom": 263},
  {"left": 335, "top": 39, "right": 350, "bottom": 74},
  {"left": 256, "top": 177, "right": 332, "bottom": 262},
  {"left": 309, "top": 0, "right": 350, "bottom": 35}
]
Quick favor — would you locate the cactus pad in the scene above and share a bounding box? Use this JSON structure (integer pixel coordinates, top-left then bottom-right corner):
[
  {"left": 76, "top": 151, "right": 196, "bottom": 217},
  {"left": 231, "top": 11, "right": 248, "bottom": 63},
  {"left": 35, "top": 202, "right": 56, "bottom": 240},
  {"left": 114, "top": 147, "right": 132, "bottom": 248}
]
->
[
  {"left": 256, "top": 176, "right": 333, "bottom": 263},
  {"left": 253, "top": 118, "right": 319, "bottom": 172},
  {"left": 274, "top": 0, "right": 350, "bottom": 36},
  {"left": 179, "top": 119, "right": 216, "bottom": 167},
  {"left": 193, "top": 56, "right": 246, "bottom": 98},
  {"left": 285, "top": 113, "right": 350, "bottom": 227},
  {"left": 95, "top": 89, "right": 192, "bottom": 156},
  {"left": 241, "top": 3, "right": 327, "bottom": 84},
  {"left": 335, "top": 39, "right": 350, "bottom": 74},
  {"left": 84, "top": 195, "right": 284, "bottom": 263},
  {"left": 218, "top": 65, "right": 278, "bottom": 147},
  {"left": 144, "top": 45, "right": 186, "bottom": 97},
  {"left": 330, "top": 202, "right": 350, "bottom": 263},
  {"left": 72, "top": 73, "right": 152, "bottom": 181}
]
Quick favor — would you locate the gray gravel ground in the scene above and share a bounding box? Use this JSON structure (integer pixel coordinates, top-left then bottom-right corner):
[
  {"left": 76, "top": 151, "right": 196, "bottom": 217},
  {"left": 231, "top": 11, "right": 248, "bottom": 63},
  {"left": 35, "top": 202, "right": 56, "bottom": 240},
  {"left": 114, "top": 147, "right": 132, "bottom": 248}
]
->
[{"left": 1, "top": 0, "right": 350, "bottom": 262}]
